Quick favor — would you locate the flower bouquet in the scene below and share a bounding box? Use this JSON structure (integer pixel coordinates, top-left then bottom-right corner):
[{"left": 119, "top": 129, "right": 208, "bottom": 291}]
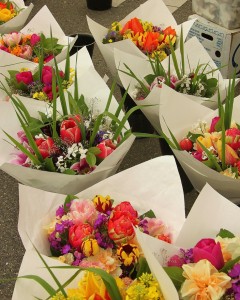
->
[
  {"left": 0, "top": 0, "right": 33, "bottom": 34},
  {"left": 114, "top": 36, "right": 235, "bottom": 133},
  {"left": 0, "top": 46, "right": 94, "bottom": 102},
  {"left": 87, "top": 0, "right": 195, "bottom": 80},
  {"left": 0, "top": 57, "right": 135, "bottom": 194},
  {"left": 141, "top": 183, "right": 240, "bottom": 300},
  {"left": 14, "top": 155, "right": 184, "bottom": 299},
  {"left": 158, "top": 76, "right": 240, "bottom": 200},
  {"left": 0, "top": 5, "right": 76, "bottom": 68}
]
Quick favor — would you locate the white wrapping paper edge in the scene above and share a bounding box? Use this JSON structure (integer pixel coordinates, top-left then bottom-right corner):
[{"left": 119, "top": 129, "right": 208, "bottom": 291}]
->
[
  {"left": 0, "top": 45, "right": 94, "bottom": 101},
  {"left": 114, "top": 36, "right": 238, "bottom": 133},
  {"left": 87, "top": 0, "right": 196, "bottom": 80},
  {"left": 142, "top": 184, "right": 240, "bottom": 268},
  {"left": 18, "top": 155, "right": 185, "bottom": 253},
  {"left": 0, "top": 1, "right": 34, "bottom": 34},
  {"left": 15, "top": 155, "right": 184, "bottom": 299},
  {"left": 0, "top": 56, "right": 135, "bottom": 194},
  {"left": 0, "top": 5, "right": 77, "bottom": 99},
  {"left": 159, "top": 83, "right": 240, "bottom": 200}
]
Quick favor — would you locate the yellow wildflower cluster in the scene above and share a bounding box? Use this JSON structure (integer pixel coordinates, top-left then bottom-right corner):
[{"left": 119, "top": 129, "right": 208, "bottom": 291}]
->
[{"left": 32, "top": 91, "right": 49, "bottom": 101}]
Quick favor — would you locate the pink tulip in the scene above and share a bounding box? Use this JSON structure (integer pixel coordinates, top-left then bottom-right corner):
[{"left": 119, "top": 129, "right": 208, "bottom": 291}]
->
[
  {"left": 19, "top": 45, "right": 33, "bottom": 60},
  {"left": 96, "top": 139, "right": 116, "bottom": 160},
  {"left": 193, "top": 238, "right": 224, "bottom": 270},
  {"left": 209, "top": 116, "right": 221, "bottom": 133},
  {"left": 15, "top": 71, "right": 33, "bottom": 85},
  {"left": 30, "top": 34, "right": 40, "bottom": 46},
  {"left": 2, "top": 32, "right": 22, "bottom": 47}
]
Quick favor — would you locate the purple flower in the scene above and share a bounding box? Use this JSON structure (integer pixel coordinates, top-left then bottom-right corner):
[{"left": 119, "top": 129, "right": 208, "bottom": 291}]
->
[
  {"left": 228, "top": 263, "right": 240, "bottom": 297},
  {"left": 62, "top": 244, "right": 71, "bottom": 254},
  {"left": 56, "top": 205, "right": 65, "bottom": 218}
]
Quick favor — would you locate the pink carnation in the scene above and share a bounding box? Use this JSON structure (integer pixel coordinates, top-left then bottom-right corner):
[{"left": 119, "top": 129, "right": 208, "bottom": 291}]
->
[{"left": 68, "top": 199, "right": 98, "bottom": 225}]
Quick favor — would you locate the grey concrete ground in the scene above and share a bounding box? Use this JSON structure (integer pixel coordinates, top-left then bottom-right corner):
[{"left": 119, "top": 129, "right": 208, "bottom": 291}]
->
[{"left": 0, "top": 0, "right": 198, "bottom": 298}]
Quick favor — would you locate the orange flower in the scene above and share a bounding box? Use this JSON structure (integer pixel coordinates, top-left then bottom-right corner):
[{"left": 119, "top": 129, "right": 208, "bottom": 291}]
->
[
  {"left": 121, "top": 17, "right": 144, "bottom": 35},
  {"left": 181, "top": 259, "right": 231, "bottom": 300},
  {"left": 142, "top": 31, "right": 159, "bottom": 52},
  {"left": 163, "top": 26, "right": 176, "bottom": 37},
  {"left": 33, "top": 57, "right": 39, "bottom": 63},
  {"left": 11, "top": 45, "right": 22, "bottom": 56},
  {"left": 22, "top": 34, "right": 32, "bottom": 44}
]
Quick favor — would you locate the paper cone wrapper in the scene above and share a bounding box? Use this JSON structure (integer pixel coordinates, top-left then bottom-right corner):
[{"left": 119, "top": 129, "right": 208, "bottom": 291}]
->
[
  {"left": 18, "top": 155, "right": 185, "bottom": 253},
  {"left": 175, "top": 183, "right": 240, "bottom": 247},
  {"left": 13, "top": 235, "right": 179, "bottom": 300},
  {"left": 0, "top": 45, "right": 94, "bottom": 102},
  {"left": 0, "top": 0, "right": 34, "bottom": 34},
  {"left": 87, "top": 0, "right": 195, "bottom": 80},
  {"left": 12, "top": 249, "right": 84, "bottom": 300},
  {"left": 114, "top": 37, "right": 236, "bottom": 133},
  {"left": 0, "top": 63, "right": 135, "bottom": 194},
  {"left": 159, "top": 83, "right": 240, "bottom": 200},
  {"left": 0, "top": 5, "right": 76, "bottom": 91}
]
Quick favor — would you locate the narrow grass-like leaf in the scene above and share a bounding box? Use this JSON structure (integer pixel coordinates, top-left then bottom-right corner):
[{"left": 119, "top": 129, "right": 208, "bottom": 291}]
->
[
  {"left": 198, "top": 141, "right": 222, "bottom": 172},
  {"left": 169, "top": 40, "right": 181, "bottom": 79},
  {"left": 180, "top": 26, "right": 185, "bottom": 76},
  {"left": 64, "top": 44, "right": 70, "bottom": 82},
  {"left": 51, "top": 71, "right": 58, "bottom": 139},
  {"left": 161, "top": 117, "right": 181, "bottom": 150}
]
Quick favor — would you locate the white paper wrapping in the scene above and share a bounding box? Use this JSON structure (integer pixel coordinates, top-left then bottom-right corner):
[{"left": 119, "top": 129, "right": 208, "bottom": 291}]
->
[
  {"left": 159, "top": 83, "right": 240, "bottom": 201},
  {"left": 141, "top": 184, "right": 240, "bottom": 267},
  {"left": 0, "top": 5, "right": 77, "bottom": 95},
  {"left": 0, "top": 46, "right": 94, "bottom": 101},
  {"left": 14, "top": 155, "right": 184, "bottom": 299},
  {"left": 114, "top": 37, "right": 236, "bottom": 134},
  {"left": 0, "top": 0, "right": 34, "bottom": 34},
  {"left": 87, "top": 0, "right": 195, "bottom": 80},
  {"left": 0, "top": 58, "right": 135, "bottom": 194}
]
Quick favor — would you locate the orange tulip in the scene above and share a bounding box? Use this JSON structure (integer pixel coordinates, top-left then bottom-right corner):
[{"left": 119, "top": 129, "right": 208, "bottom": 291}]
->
[
  {"left": 121, "top": 17, "right": 144, "bottom": 35},
  {"left": 215, "top": 139, "right": 239, "bottom": 165},
  {"left": 142, "top": 31, "right": 159, "bottom": 52}
]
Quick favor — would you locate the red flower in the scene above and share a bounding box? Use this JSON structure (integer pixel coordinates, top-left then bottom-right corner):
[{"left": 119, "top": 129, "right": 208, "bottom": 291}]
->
[
  {"left": 163, "top": 26, "right": 176, "bottom": 37},
  {"left": 60, "top": 117, "right": 81, "bottom": 145},
  {"left": 108, "top": 210, "right": 135, "bottom": 244},
  {"left": 96, "top": 139, "right": 116, "bottom": 160},
  {"left": 226, "top": 128, "right": 240, "bottom": 150},
  {"left": 35, "top": 137, "right": 58, "bottom": 159},
  {"left": 121, "top": 17, "right": 144, "bottom": 35},
  {"left": 69, "top": 223, "right": 93, "bottom": 249},
  {"left": 42, "top": 85, "right": 54, "bottom": 100},
  {"left": 0, "top": 2, "right": 13, "bottom": 9},
  {"left": 15, "top": 71, "right": 33, "bottom": 85},
  {"left": 113, "top": 201, "right": 138, "bottom": 225}
]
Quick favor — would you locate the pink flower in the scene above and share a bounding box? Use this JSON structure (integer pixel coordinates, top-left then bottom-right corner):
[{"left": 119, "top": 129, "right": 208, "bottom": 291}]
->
[
  {"left": 30, "top": 34, "right": 40, "bottom": 46},
  {"left": 17, "top": 130, "right": 28, "bottom": 144},
  {"left": 42, "top": 85, "right": 53, "bottom": 100},
  {"left": 70, "top": 158, "right": 96, "bottom": 175},
  {"left": 2, "top": 32, "right": 22, "bottom": 47},
  {"left": 209, "top": 116, "right": 221, "bottom": 133},
  {"left": 15, "top": 71, "right": 33, "bottom": 85},
  {"left": 96, "top": 139, "right": 116, "bottom": 160},
  {"left": 42, "top": 66, "right": 53, "bottom": 85},
  {"left": 44, "top": 55, "right": 54, "bottom": 63},
  {"left": 19, "top": 45, "right": 33, "bottom": 60},
  {"left": 10, "top": 151, "right": 30, "bottom": 167},
  {"left": 150, "top": 76, "right": 164, "bottom": 90},
  {"left": 0, "top": 45, "right": 10, "bottom": 52},
  {"left": 142, "top": 217, "right": 172, "bottom": 242},
  {"left": 68, "top": 199, "right": 98, "bottom": 225},
  {"left": 168, "top": 254, "right": 185, "bottom": 267},
  {"left": 192, "top": 151, "right": 203, "bottom": 161},
  {"left": 193, "top": 238, "right": 224, "bottom": 270}
]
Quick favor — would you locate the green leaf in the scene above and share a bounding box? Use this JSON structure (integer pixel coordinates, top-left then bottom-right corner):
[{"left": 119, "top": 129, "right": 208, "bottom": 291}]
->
[
  {"left": 163, "top": 267, "right": 185, "bottom": 290},
  {"left": 197, "top": 140, "right": 222, "bottom": 172},
  {"left": 186, "top": 131, "right": 203, "bottom": 143},
  {"left": 62, "top": 169, "right": 76, "bottom": 175},
  {"left": 18, "top": 275, "right": 56, "bottom": 296},
  {"left": 64, "top": 194, "right": 78, "bottom": 211},
  {"left": 44, "top": 157, "right": 56, "bottom": 172},
  {"left": 216, "top": 228, "right": 235, "bottom": 239},
  {"left": 221, "top": 255, "right": 240, "bottom": 273},
  {"left": 86, "top": 151, "right": 97, "bottom": 167},
  {"left": 139, "top": 209, "right": 156, "bottom": 219},
  {"left": 88, "top": 147, "right": 101, "bottom": 155},
  {"left": 136, "top": 257, "right": 151, "bottom": 277},
  {"left": 144, "top": 74, "right": 157, "bottom": 85}
]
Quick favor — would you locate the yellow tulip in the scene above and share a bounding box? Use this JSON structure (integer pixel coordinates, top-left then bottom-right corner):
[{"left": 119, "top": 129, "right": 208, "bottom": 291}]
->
[{"left": 0, "top": 8, "right": 13, "bottom": 22}]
